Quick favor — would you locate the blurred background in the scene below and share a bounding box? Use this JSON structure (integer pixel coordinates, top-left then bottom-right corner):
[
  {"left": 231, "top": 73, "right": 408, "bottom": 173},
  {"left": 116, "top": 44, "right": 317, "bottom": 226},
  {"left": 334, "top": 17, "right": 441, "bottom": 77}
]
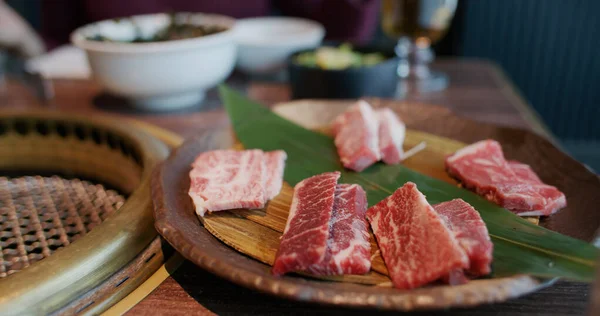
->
[{"left": 2, "top": 0, "right": 599, "bottom": 170}]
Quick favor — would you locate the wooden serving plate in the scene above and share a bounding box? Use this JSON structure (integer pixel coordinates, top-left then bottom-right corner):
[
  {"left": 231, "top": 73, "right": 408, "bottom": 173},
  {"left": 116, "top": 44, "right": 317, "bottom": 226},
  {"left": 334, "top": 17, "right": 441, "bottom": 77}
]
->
[{"left": 152, "top": 100, "right": 600, "bottom": 311}]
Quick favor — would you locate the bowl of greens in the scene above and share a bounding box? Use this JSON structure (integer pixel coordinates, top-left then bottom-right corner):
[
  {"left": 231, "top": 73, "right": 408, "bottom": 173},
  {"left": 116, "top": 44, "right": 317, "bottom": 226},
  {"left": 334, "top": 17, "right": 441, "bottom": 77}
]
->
[
  {"left": 288, "top": 44, "right": 398, "bottom": 99},
  {"left": 71, "top": 12, "right": 236, "bottom": 111}
]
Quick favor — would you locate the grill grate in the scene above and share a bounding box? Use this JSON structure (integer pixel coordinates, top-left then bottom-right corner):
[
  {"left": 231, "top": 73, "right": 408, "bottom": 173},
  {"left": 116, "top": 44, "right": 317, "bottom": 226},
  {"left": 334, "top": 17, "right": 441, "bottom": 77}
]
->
[{"left": 0, "top": 176, "right": 125, "bottom": 278}]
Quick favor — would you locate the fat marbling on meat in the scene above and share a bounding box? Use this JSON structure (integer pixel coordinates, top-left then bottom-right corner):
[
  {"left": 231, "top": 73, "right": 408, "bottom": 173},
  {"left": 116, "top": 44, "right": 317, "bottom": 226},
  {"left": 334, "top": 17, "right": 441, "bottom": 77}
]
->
[
  {"left": 188, "top": 149, "right": 267, "bottom": 217},
  {"left": 272, "top": 172, "right": 340, "bottom": 276},
  {"left": 188, "top": 149, "right": 287, "bottom": 217},
  {"left": 332, "top": 100, "right": 380, "bottom": 172},
  {"left": 264, "top": 150, "right": 287, "bottom": 200},
  {"left": 306, "top": 183, "right": 371, "bottom": 275},
  {"left": 376, "top": 108, "right": 406, "bottom": 164},
  {"left": 366, "top": 182, "right": 469, "bottom": 289},
  {"left": 445, "top": 140, "right": 566, "bottom": 216},
  {"left": 434, "top": 199, "right": 493, "bottom": 284}
]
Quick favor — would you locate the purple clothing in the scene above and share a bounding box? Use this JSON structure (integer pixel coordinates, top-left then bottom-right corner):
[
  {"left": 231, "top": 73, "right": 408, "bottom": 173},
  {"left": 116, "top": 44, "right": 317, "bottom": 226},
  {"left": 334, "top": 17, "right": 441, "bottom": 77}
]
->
[
  {"left": 275, "top": 0, "right": 380, "bottom": 43},
  {"left": 41, "top": 0, "right": 379, "bottom": 49}
]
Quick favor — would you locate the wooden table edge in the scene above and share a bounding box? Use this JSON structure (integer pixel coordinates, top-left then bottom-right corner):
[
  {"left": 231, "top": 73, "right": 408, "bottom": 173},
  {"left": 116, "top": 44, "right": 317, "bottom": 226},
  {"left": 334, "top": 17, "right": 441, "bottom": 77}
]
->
[{"left": 101, "top": 254, "right": 185, "bottom": 316}]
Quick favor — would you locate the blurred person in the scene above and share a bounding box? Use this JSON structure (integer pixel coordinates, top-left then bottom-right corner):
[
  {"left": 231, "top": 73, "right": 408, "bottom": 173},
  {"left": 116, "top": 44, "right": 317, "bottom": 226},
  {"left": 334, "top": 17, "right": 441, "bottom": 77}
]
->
[
  {"left": 41, "top": 0, "right": 380, "bottom": 50},
  {"left": 0, "top": 0, "right": 44, "bottom": 57}
]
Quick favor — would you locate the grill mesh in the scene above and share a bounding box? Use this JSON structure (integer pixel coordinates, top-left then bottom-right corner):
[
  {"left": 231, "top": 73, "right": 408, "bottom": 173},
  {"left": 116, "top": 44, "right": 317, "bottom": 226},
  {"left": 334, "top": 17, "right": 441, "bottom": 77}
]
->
[{"left": 0, "top": 176, "right": 125, "bottom": 278}]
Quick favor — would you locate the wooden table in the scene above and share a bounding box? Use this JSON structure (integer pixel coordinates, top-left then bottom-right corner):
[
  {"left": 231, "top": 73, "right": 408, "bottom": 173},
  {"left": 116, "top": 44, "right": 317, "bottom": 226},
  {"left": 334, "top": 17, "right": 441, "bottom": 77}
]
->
[{"left": 1, "top": 59, "right": 590, "bottom": 315}]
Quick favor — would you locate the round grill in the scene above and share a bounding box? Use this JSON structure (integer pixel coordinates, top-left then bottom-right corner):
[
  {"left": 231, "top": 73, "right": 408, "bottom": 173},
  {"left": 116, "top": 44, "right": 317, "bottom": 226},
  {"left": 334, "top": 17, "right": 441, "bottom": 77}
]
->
[
  {"left": 0, "top": 111, "right": 171, "bottom": 315},
  {"left": 0, "top": 176, "right": 126, "bottom": 278}
]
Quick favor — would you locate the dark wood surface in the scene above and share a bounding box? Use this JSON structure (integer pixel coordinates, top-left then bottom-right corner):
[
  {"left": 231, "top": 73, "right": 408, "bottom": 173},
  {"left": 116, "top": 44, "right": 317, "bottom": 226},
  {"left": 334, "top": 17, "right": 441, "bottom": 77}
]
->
[{"left": 0, "top": 59, "right": 591, "bottom": 315}]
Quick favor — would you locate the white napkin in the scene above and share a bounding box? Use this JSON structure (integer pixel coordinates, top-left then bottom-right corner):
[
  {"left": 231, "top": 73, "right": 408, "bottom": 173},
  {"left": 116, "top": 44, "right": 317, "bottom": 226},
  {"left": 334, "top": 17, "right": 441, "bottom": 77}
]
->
[{"left": 26, "top": 45, "right": 91, "bottom": 79}]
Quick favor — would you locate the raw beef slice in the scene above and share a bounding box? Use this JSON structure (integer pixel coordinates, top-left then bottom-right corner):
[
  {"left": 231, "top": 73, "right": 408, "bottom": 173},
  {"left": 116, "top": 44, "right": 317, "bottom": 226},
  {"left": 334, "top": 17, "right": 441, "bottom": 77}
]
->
[
  {"left": 272, "top": 172, "right": 340, "bottom": 276},
  {"left": 493, "top": 183, "right": 566, "bottom": 216},
  {"left": 188, "top": 149, "right": 266, "bottom": 217},
  {"left": 434, "top": 199, "right": 493, "bottom": 280},
  {"left": 332, "top": 100, "right": 380, "bottom": 172},
  {"left": 366, "top": 182, "right": 468, "bottom": 289},
  {"left": 264, "top": 150, "right": 287, "bottom": 200},
  {"left": 376, "top": 108, "right": 406, "bottom": 164},
  {"left": 306, "top": 184, "right": 371, "bottom": 275},
  {"left": 445, "top": 140, "right": 566, "bottom": 216},
  {"left": 508, "top": 161, "right": 542, "bottom": 184}
]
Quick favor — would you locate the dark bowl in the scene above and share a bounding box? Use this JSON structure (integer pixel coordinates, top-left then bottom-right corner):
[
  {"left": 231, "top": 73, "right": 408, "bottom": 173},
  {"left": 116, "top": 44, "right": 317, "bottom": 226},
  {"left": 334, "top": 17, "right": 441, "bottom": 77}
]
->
[{"left": 288, "top": 46, "right": 398, "bottom": 99}]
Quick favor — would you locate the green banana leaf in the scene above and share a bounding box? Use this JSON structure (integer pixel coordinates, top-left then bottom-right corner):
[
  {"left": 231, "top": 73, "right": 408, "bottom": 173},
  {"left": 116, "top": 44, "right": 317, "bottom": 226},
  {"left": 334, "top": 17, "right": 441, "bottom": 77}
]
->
[{"left": 219, "top": 85, "right": 599, "bottom": 282}]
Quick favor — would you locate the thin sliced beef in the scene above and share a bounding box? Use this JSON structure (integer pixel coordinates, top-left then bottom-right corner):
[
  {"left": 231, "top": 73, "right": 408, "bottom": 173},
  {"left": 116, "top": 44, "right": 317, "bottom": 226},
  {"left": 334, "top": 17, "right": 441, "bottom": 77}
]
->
[
  {"left": 434, "top": 199, "right": 493, "bottom": 284},
  {"left": 508, "top": 160, "right": 543, "bottom": 184},
  {"left": 376, "top": 108, "right": 406, "bottom": 164},
  {"left": 189, "top": 149, "right": 287, "bottom": 217},
  {"left": 306, "top": 184, "right": 371, "bottom": 275},
  {"left": 272, "top": 172, "right": 340, "bottom": 276},
  {"left": 188, "top": 149, "right": 266, "bottom": 217},
  {"left": 493, "top": 183, "right": 566, "bottom": 216},
  {"left": 366, "top": 182, "right": 468, "bottom": 289},
  {"left": 332, "top": 100, "right": 380, "bottom": 172},
  {"left": 264, "top": 150, "right": 287, "bottom": 199},
  {"left": 446, "top": 140, "right": 566, "bottom": 216}
]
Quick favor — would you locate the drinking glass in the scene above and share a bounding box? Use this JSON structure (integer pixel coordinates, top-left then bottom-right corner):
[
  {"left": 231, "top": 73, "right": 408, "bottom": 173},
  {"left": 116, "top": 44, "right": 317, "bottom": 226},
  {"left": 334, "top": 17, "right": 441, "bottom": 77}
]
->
[{"left": 381, "top": 0, "right": 458, "bottom": 95}]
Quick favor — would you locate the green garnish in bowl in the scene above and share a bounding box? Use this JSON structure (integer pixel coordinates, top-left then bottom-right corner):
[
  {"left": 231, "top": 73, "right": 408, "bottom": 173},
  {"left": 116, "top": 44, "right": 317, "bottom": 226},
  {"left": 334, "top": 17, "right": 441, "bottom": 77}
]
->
[{"left": 294, "top": 43, "right": 386, "bottom": 70}]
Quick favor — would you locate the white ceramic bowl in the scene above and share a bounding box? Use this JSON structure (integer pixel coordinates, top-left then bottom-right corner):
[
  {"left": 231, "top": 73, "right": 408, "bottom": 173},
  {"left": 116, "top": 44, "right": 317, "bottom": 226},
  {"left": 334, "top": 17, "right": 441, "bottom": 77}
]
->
[
  {"left": 71, "top": 13, "right": 236, "bottom": 111},
  {"left": 234, "top": 17, "right": 325, "bottom": 75}
]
